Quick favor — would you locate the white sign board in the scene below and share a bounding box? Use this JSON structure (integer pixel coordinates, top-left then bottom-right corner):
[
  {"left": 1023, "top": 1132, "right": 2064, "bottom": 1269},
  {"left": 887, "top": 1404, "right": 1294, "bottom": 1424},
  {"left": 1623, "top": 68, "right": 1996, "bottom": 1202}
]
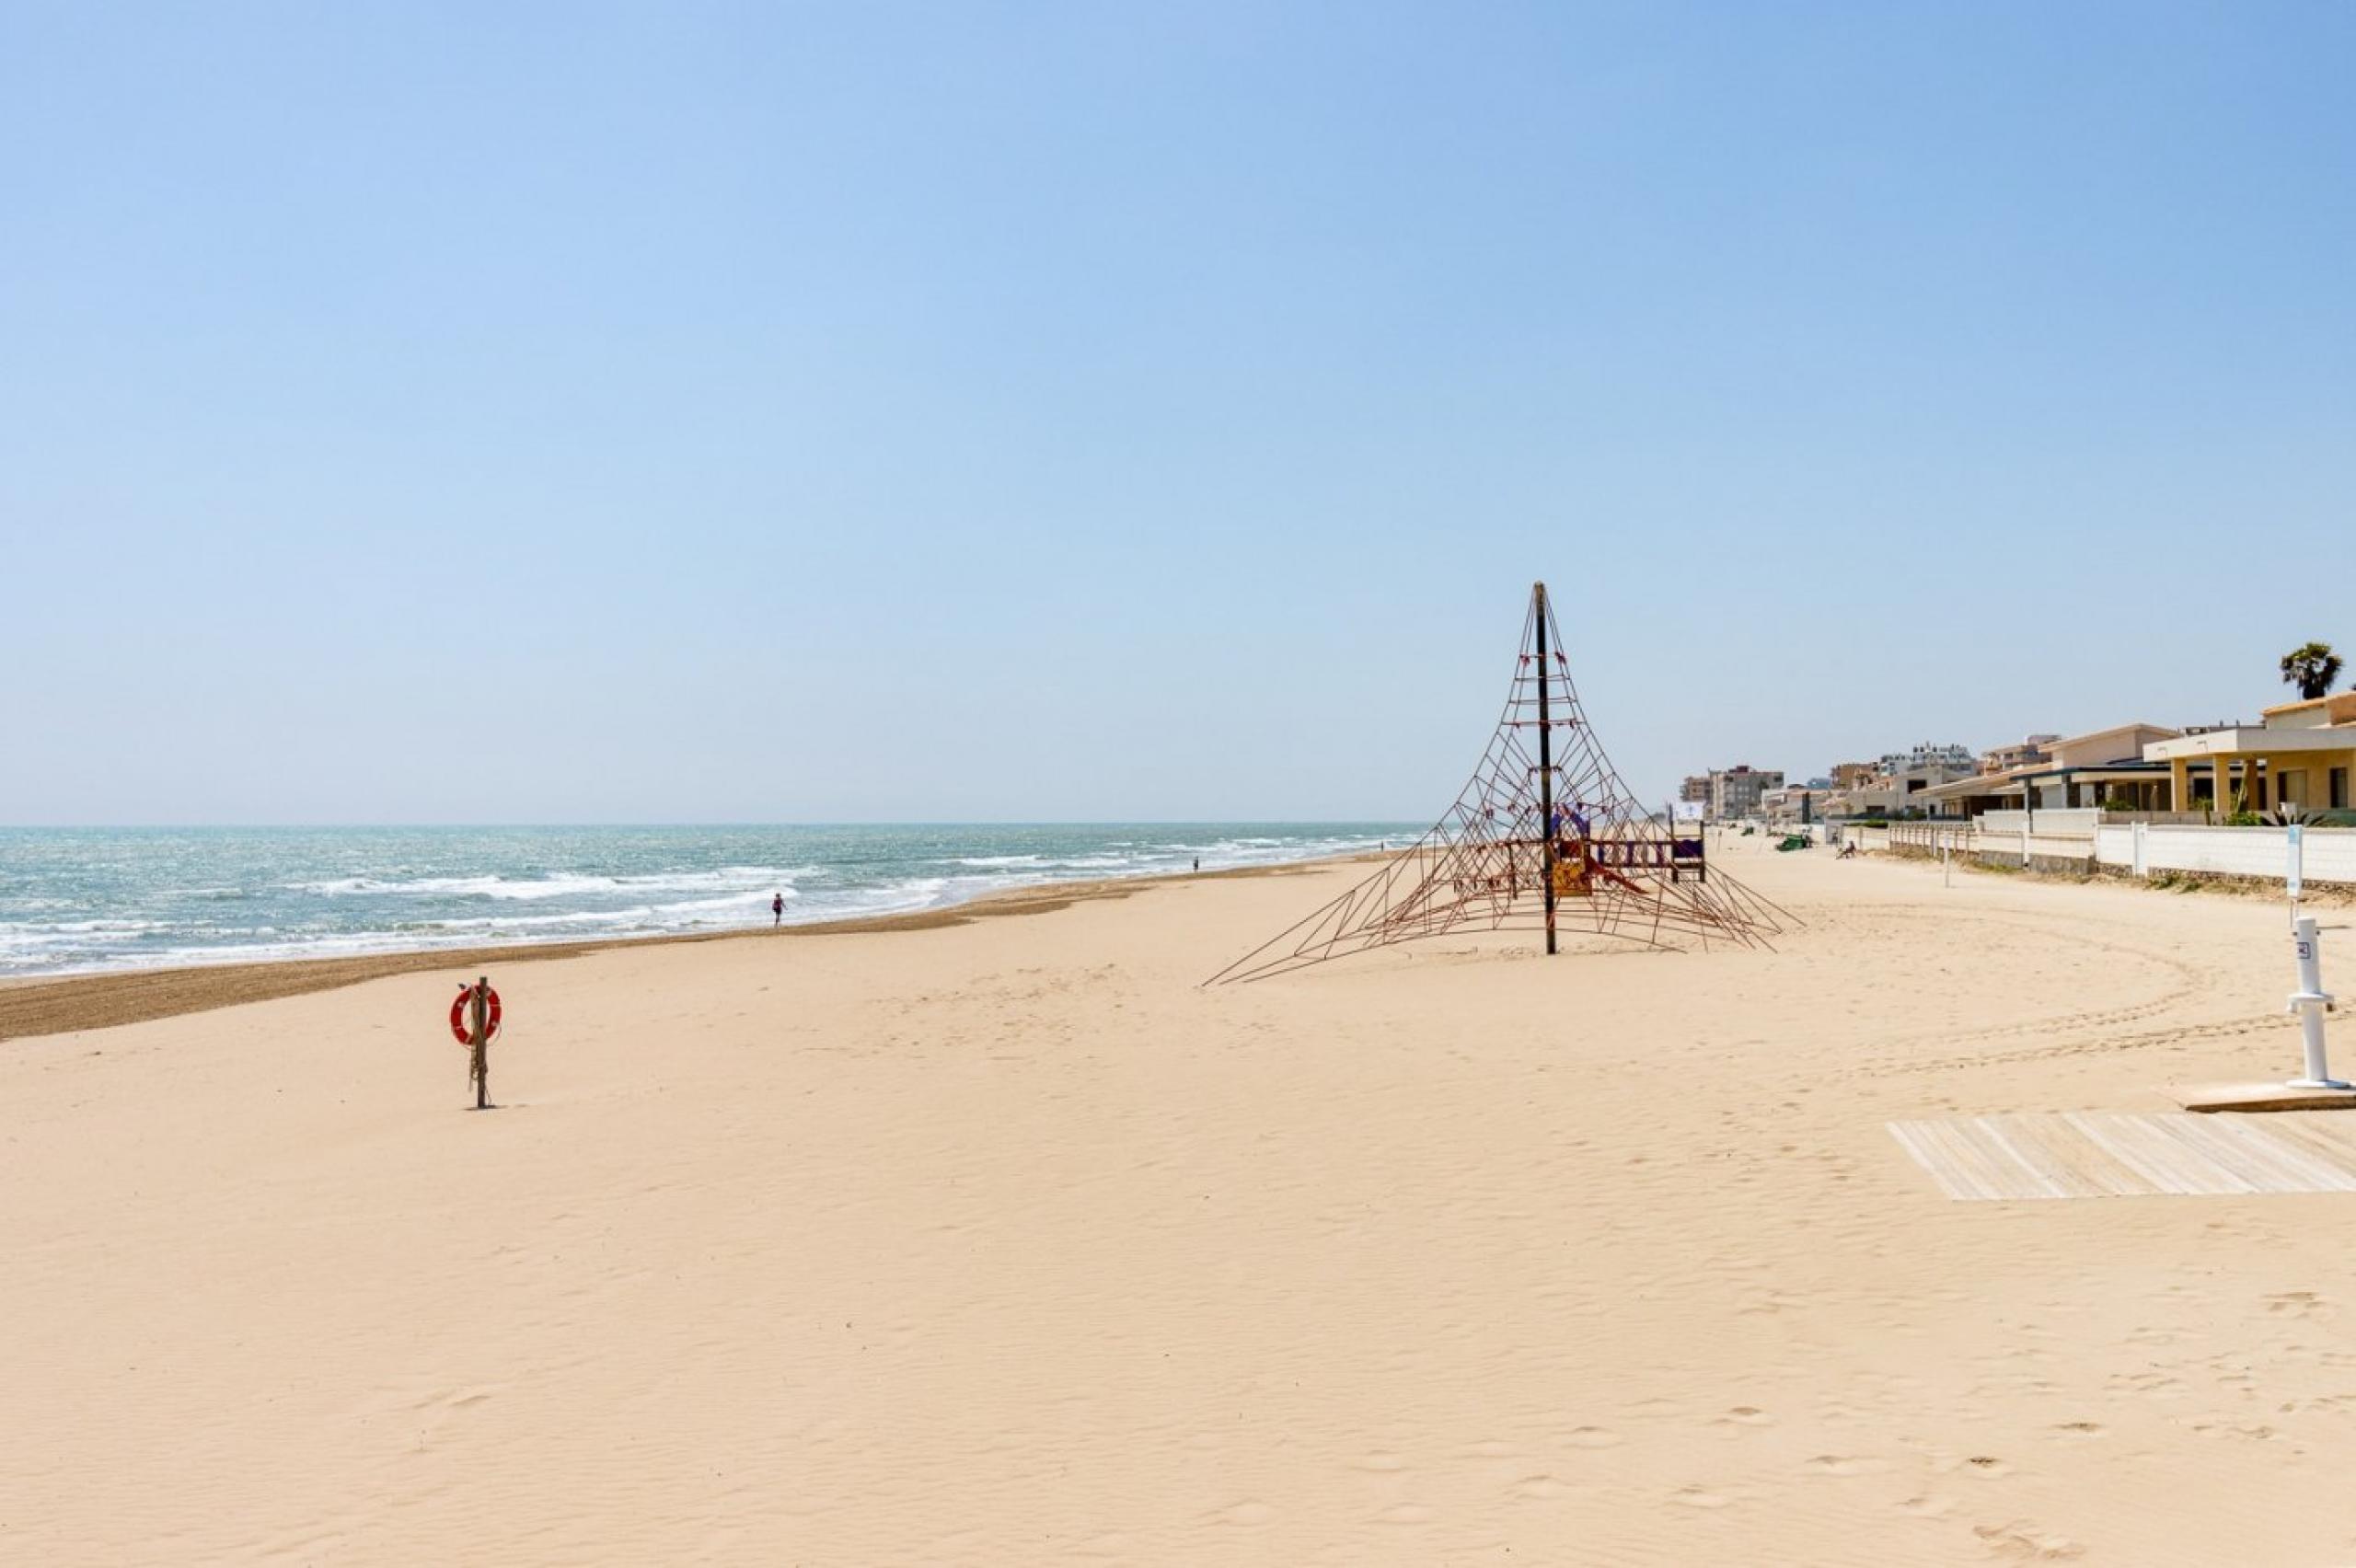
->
[{"left": 1672, "top": 801, "right": 1704, "bottom": 824}]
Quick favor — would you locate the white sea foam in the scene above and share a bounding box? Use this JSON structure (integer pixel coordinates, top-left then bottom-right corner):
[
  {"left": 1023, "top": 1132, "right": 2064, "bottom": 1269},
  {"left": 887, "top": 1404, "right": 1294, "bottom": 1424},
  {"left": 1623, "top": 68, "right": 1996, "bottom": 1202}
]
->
[
  {"left": 0, "top": 826, "right": 1408, "bottom": 976},
  {"left": 292, "top": 866, "right": 818, "bottom": 901}
]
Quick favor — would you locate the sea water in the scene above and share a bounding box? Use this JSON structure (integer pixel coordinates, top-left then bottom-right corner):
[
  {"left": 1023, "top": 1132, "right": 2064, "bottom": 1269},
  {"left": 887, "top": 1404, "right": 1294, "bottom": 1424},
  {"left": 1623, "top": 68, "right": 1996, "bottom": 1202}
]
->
[{"left": 0, "top": 824, "right": 1415, "bottom": 977}]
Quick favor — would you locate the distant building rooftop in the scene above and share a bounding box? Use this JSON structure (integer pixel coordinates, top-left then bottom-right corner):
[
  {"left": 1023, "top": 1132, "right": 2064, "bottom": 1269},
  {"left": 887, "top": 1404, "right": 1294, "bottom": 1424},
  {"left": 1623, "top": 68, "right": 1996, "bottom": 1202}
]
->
[{"left": 2260, "top": 692, "right": 2356, "bottom": 725}]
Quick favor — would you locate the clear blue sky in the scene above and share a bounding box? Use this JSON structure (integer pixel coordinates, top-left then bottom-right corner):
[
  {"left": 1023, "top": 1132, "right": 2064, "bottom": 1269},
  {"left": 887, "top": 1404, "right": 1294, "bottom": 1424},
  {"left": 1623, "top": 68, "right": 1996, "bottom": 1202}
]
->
[{"left": 4, "top": 2, "right": 2350, "bottom": 824}]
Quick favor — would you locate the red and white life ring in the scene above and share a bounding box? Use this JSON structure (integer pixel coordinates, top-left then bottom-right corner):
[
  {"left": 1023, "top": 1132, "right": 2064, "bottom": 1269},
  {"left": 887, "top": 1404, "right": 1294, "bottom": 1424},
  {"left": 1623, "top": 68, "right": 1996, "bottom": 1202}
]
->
[{"left": 449, "top": 985, "right": 502, "bottom": 1045}]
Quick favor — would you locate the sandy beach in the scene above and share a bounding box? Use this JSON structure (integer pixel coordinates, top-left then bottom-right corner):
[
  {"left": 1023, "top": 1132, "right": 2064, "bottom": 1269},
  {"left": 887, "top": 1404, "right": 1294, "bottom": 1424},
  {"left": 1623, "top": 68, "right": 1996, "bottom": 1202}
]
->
[{"left": 6, "top": 842, "right": 2353, "bottom": 1564}]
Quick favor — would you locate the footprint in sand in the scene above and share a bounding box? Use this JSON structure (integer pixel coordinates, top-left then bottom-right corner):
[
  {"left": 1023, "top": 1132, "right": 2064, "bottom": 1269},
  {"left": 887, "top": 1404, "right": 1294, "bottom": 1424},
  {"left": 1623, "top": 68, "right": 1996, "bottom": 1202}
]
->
[
  {"left": 1669, "top": 1485, "right": 1735, "bottom": 1509},
  {"left": 1803, "top": 1454, "right": 1894, "bottom": 1477},
  {"left": 1712, "top": 1406, "right": 1773, "bottom": 1428},
  {"left": 1973, "top": 1519, "right": 2085, "bottom": 1560},
  {"left": 1565, "top": 1426, "right": 1624, "bottom": 1448},
  {"left": 1900, "top": 1494, "right": 1957, "bottom": 1518},
  {"left": 2050, "top": 1421, "right": 2104, "bottom": 1438},
  {"left": 2105, "top": 1370, "right": 2182, "bottom": 1398},
  {"left": 2293, "top": 1391, "right": 2356, "bottom": 1414},
  {"left": 1510, "top": 1475, "right": 1568, "bottom": 1501}
]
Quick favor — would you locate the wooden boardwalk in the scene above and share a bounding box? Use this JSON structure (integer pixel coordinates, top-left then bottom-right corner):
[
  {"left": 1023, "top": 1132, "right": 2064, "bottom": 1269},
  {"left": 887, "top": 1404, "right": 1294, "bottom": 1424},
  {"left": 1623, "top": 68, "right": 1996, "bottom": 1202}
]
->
[{"left": 1888, "top": 1111, "right": 2356, "bottom": 1200}]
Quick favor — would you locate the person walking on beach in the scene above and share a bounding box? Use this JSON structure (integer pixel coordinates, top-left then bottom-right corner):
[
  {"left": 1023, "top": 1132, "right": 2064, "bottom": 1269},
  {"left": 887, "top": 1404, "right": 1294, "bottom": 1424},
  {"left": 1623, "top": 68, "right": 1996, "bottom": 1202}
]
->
[
  {"left": 771, "top": 893, "right": 784, "bottom": 926},
  {"left": 1192, "top": 857, "right": 1200, "bottom": 873}
]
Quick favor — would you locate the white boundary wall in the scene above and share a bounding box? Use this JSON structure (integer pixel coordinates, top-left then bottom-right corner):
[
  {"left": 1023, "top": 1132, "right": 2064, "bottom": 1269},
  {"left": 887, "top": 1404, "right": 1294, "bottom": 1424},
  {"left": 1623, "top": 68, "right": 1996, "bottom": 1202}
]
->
[
  {"left": 2027, "top": 832, "right": 2096, "bottom": 863},
  {"left": 1980, "top": 808, "right": 2101, "bottom": 836},
  {"left": 2104, "top": 824, "right": 2356, "bottom": 884},
  {"left": 1868, "top": 818, "right": 2356, "bottom": 887}
]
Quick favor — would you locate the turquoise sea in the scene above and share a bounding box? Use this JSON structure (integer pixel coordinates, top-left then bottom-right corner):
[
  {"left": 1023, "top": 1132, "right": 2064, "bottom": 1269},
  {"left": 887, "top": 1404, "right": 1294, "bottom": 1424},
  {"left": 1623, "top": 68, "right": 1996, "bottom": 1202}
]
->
[{"left": 0, "top": 824, "right": 1416, "bottom": 977}]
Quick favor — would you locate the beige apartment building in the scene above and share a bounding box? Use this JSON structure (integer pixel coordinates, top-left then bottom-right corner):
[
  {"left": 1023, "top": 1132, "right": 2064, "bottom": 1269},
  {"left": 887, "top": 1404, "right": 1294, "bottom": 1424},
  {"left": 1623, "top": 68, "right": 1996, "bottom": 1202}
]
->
[
  {"left": 1706, "top": 765, "right": 1784, "bottom": 820},
  {"left": 2144, "top": 693, "right": 2356, "bottom": 813}
]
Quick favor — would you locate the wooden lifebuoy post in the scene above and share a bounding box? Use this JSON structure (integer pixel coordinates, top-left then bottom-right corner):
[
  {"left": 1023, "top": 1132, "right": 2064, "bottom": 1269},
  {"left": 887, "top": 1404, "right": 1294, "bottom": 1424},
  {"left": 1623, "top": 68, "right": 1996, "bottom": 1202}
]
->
[{"left": 452, "top": 976, "right": 501, "bottom": 1109}]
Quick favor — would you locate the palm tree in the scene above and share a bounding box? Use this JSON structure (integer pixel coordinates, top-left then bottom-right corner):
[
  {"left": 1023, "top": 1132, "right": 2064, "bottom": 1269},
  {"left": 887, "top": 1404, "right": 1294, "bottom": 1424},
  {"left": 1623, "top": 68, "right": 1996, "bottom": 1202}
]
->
[{"left": 2281, "top": 641, "right": 2342, "bottom": 701}]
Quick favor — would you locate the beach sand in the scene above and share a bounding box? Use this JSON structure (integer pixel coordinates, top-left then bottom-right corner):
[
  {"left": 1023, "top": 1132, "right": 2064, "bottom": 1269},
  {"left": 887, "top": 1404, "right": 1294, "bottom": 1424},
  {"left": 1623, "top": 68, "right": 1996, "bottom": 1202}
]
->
[{"left": 4, "top": 842, "right": 2353, "bottom": 1563}]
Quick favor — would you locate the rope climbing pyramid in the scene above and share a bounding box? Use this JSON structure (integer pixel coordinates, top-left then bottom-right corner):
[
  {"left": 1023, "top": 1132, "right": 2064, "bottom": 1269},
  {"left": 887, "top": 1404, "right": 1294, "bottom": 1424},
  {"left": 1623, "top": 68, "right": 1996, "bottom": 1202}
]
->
[{"left": 1208, "top": 582, "right": 1791, "bottom": 984}]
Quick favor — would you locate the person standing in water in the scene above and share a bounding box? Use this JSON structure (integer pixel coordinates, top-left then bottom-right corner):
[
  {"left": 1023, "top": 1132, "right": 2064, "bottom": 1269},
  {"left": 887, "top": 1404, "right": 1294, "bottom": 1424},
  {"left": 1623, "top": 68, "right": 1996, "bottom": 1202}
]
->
[
  {"left": 1192, "top": 857, "right": 1200, "bottom": 873},
  {"left": 771, "top": 892, "right": 784, "bottom": 926}
]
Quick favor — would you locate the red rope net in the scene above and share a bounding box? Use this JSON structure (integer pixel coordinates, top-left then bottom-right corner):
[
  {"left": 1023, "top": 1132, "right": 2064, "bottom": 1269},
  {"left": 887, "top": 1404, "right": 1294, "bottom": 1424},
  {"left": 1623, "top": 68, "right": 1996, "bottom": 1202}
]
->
[{"left": 1207, "top": 583, "right": 1791, "bottom": 984}]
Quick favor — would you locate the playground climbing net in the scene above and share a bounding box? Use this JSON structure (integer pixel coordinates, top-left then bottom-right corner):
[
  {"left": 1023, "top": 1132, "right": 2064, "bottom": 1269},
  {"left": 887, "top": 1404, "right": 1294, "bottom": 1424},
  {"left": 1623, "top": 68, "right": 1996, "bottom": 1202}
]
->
[{"left": 1207, "top": 582, "right": 1793, "bottom": 984}]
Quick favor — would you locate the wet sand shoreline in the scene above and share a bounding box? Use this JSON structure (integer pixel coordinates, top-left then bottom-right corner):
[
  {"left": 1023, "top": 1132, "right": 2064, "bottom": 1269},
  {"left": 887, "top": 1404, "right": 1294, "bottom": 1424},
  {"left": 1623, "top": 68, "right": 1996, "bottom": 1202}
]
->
[{"left": 0, "top": 855, "right": 1349, "bottom": 1043}]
